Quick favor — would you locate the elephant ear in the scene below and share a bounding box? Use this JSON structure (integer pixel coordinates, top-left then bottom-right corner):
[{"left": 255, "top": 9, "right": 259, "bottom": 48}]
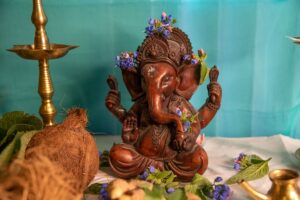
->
[
  {"left": 175, "top": 63, "right": 201, "bottom": 100},
  {"left": 121, "top": 69, "right": 144, "bottom": 101}
]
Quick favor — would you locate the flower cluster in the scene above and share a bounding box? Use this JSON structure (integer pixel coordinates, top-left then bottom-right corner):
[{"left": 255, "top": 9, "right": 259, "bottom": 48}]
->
[
  {"left": 138, "top": 165, "right": 178, "bottom": 194},
  {"left": 145, "top": 12, "right": 176, "bottom": 38},
  {"left": 115, "top": 51, "right": 138, "bottom": 70},
  {"left": 182, "top": 54, "right": 200, "bottom": 64},
  {"left": 209, "top": 177, "right": 231, "bottom": 200},
  {"left": 138, "top": 165, "right": 156, "bottom": 180},
  {"left": 182, "top": 49, "right": 207, "bottom": 65},
  {"left": 99, "top": 183, "right": 109, "bottom": 200},
  {"left": 175, "top": 108, "right": 198, "bottom": 132},
  {"left": 233, "top": 153, "right": 246, "bottom": 171}
]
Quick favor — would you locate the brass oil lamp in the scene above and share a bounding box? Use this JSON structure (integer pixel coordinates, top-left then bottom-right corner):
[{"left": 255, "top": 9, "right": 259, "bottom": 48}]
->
[
  {"left": 240, "top": 169, "right": 300, "bottom": 200},
  {"left": 8, "top": 0, "right": 78, "bottom": 127}
]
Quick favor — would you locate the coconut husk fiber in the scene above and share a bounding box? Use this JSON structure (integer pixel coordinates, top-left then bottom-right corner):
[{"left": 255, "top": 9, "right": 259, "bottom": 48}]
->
[
  {"left": 0, "top": 153, "right": 82, "bottom": 200},
  {"left": 25, "top": 108, "right": 99, "bottom": 191}
]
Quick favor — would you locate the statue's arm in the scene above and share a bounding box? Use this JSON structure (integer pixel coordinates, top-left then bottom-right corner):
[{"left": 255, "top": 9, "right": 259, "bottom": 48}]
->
[
  {"left": 105, "top": 75, "right": 127, "bottom": 122},
  {"left": 198, "top": 66, "right": 222, "bottom": 128}
]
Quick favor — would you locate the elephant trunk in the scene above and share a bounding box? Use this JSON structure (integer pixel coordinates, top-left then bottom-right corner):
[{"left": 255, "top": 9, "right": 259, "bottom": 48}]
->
[{"left": 147, "top": 89, "right": 183, "bottom": 132}]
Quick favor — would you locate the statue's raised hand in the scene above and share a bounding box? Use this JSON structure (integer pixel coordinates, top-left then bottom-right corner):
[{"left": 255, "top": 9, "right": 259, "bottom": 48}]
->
[
  {"left": 207, "top": 66, "right": 222, "bottom": 109},
  {"left": 105, "top": 75, "right": 126, "bottom": 122}
]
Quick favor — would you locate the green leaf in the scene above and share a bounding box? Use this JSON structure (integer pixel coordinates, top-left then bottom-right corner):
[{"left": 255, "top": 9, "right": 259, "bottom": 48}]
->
[
  {"left": 248, "top": 154, "right": 264, "bottom": 164},
  {"left": 0, "top": 124, "right": 37, "bottom": 147},
  {"left": 199, "top": 62, "right": 210, "bottom": 85},
  {"left": 226, "top": 158, "right": 271, "bottom": 184},
  {"left": 0, "top": 111, "right": 42, "bottom": 151},
  {"left": 144, "top": 185, "right": 164, "bottom": 200},
  {"left": 0, "top": 132, "right": 23, "bottom": 168},
  {"left": 157, "top": 170, "right": 172, "bottom": 179},
  {"left": 165, "top": 173, "right": 176, "bottom": 184},
  {"left": 191, "top": 174, "right": 212, "bottom": 186},
  {"left": 0, "top": 128, "right": 6, "bottom": 143},
  {"left": 185, "top": 174, "right": 212, "bottom": 198},
  {"left": 166, "top": 188, "right": 187, "bottom": 200},
  {"left": 0, "top": 111, "right": 42, "bottom": 131},
  {"left": 17, "top": 130, "right": 37, "bottom": 159},
  {"left": 189, "top": 112, "right": 199, "bottom": 123},
  {"left": 166, "top": 181, "right": 179, "bottom": 189},
  {"left": 181, "top": 112, "right": 188, "bottom": 121},
  {"left": 85, "top": 183, "right": 102, "bottom": 194},
  {"left": 198, "top": 189, "right": 209, "bottom": 200},
  {"left": 184, "top": 183, "right": 199, "bottom": 194},
  {"left": 172, "top": 19, "right": 177, "bottom": 24}
]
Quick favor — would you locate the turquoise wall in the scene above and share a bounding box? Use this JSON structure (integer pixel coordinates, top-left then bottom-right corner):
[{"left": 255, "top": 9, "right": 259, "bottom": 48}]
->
[{"left": 0, "top": 0, "right": 300, "bottom": 138}]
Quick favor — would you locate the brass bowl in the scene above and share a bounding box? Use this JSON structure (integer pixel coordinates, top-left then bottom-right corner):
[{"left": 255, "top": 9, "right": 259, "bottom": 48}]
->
[{"left": 8, "top": 44, "right": 78, "bottom": 60}]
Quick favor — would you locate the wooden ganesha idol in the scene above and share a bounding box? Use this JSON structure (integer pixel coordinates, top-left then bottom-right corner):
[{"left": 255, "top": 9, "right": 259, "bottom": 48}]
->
[{"left": 105, "top": 13, "right": 222, "bottom": 181}]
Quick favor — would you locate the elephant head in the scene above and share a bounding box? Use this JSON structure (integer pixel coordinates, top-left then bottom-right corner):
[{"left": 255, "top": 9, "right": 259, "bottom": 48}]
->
[{"left": 140, "top": 61, "right": 201, "bottom": 132}]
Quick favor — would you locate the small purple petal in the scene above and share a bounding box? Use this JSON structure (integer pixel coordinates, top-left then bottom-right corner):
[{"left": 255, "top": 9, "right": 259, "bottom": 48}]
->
[
  {"left": 158, "top": 26, "right": 164, "bottom": 33},
  {"left": 184, "top": 121, "right": 191, "bottom": 128},
  {"left": 175, "top": 108, "right": 182, "bottom": 117},
  {"left": 191, "top": 59, "right": 198, "bottom": 64},
  {"left": 163, "top": 29, "right": 170, "bottom": 38},
  {"left": 182, "top": 54, "right": 190, "bottom": 61},
  {"left": 214, "top": 176, "right": 223, "bottom": 183},
  {"left": 238, "top": 153, "right": 246, "bottom": 160},
  {"left": 149, "top": 165, "right": 156, "bottom": 173},
  {"left": 167, "top": 187, "right": 175, "bottom": 193},
  {"left": 148, "top": 18, "right": 154, "bottom": 25},
  {"left": 233, "top": 163, "right": 240, "bottom": 171}
]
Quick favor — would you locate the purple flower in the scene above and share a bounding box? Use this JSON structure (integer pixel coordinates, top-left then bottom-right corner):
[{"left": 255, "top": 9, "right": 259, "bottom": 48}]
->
[
  {"left": 183, "top": 121, "right": 191, "bottom": 132},
  {"left": 115, "top": 51, "right": 137, "bottom": 70},
  {"left": 175, "top": 108, "right": 182, "bottom": 117},
  {"left": 167, "top": 187, "right": 175, "bottom": 193},
  {"left": 163, "top": 29, "right": 170, "bottom": 38},
  {"left": 238, "top": 153, "right": 246, "bottom": 160},
  {"left": 233, "top": 152, "right": 246, "bottom": 171},
  {"left": 149, "top": 165, "right": 156, "bottom": 173},
  {"left": 148, "top": 18, "right": 154, "bottom": 25},
  {"left": 233, "top": 163, "right": 240, "bottom": 171},
  {"left": 182, "top": 54, "right": 191, "bottom": 61},
  {"left": 212, "top": 184, "right": 230, "bottom": 200},
  {"left": 139, "top": 171, "right": 149, "bottom": 180},
  {"left": 191, "top": 59, "right": 198, "bottom": 64},
  {"left": 145, "top": 25, "right": 154, "bottom": 35},
  {"left": 214, "top": 176, "right": 223, "bottom": 183},
  {"left": 99, "top": 183, "right": 109, "bottom": 200},
  {"left": 157, "top": 26, "right": 164, "bottom": 33}
]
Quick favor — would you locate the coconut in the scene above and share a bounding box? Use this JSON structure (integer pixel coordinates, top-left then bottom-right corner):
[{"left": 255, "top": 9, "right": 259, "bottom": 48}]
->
[
  {"left": 0, "top": 154, "right": 82, "bottom": 200},
  {"left": 25, "top": 108, "right": 99, "bottom": 191}
]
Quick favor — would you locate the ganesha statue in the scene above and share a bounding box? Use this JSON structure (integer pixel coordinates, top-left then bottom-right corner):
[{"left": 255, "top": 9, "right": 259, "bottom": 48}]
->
[{"left": 105, "top": 13, "right": 222, "bottom": 181}]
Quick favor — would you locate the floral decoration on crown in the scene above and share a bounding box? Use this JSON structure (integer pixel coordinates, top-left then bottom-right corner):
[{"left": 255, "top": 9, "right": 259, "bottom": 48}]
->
[
  {"left": 115, "top": 51, "right": 138, "bottom": 70},
  {"left": 145, "top": 12, "right": 177, "bottom": 38},
  {"left": 182, "top": 49, "right": 211, "bottom": 85}
]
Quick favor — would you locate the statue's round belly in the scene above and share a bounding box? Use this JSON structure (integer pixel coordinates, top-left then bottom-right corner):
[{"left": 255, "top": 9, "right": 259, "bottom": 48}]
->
[{"left": 137, "top": 125, "right": 175, "bottom": 160}]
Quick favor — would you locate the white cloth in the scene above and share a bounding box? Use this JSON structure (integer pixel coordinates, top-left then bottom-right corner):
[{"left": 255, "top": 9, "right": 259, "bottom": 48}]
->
[{"left": 90, "top": 134, "right": 300, "bottom": 200}]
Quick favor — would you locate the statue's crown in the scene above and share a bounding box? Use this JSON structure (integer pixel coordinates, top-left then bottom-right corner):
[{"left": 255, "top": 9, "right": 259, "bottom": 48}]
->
[{"left": 137, "top": 27, "right": 193, "bottom": 69}]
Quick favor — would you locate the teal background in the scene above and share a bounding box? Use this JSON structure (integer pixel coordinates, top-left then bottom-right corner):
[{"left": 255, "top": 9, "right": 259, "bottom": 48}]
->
[{"left": 0, "top": 0, "right": 300, "bottom": 138}]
